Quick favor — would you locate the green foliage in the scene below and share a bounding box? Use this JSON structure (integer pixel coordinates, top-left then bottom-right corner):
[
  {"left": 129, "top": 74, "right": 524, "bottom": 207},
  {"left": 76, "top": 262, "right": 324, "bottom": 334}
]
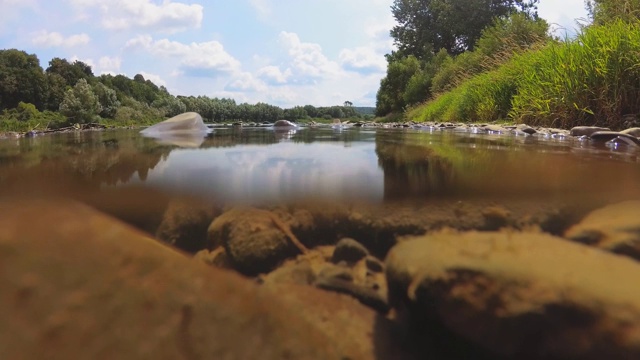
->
[
  {"left": 511, "top": 20, "right": 640, "bottom": 128},
  {"left": 0, "top": 102, "right": 68, "bottom": 131},
  {"left": 376, "top": 56, "right": 422, "bottom": 115},
  {"left": 59, "top": 79, "right": 102, "bottom": 124},
  {"left": 0, "top": 49, "right": 47, "bottom": 110},
  {"left": 390, "top": 0, "right": 540, "bottom": 59},
  {"left": 409, "top": 20, "right": 640, "bottom": 130},
  {"left": 93, "top": 83, "right": 120, "bottom": 118},
  {"left": 586, "top": 0, "right": 640, "bottom": 25},
  {"left": 45, "top": 58, "right": 94, "bottom": 88}
]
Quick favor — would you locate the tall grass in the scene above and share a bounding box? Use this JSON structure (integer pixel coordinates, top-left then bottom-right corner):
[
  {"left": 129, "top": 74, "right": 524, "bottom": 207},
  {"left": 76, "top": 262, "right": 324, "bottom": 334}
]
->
[
  {"left": 409, "top": 20, "right": 640, "bottom": 129},
  {"left": 511, "top": 20, "right": 640, "bottom": 128}
]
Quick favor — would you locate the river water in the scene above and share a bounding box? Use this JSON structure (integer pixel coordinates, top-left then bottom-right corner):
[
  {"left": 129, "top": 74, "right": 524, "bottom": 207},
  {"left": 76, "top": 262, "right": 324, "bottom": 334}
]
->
[{"left": 1, "top": 125, "right": 639, "bottom": 229}]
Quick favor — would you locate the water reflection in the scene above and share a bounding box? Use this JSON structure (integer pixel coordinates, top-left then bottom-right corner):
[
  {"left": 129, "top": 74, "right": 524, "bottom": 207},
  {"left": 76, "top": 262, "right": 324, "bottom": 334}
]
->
[{"left": 2, "top": 127, "right": 640, "bottom": 208}]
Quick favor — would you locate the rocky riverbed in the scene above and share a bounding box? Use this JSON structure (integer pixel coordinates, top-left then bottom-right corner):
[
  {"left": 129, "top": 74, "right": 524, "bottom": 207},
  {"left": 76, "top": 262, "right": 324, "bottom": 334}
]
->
[{"left": 3, "top": 123, "right": 640, "bottom": 359}]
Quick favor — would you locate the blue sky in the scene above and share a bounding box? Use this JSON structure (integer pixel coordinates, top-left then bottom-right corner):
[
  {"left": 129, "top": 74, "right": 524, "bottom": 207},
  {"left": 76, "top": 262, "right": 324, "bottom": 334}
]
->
[{"left": 0, "top": 0, "right": 589, "bottom": 108}]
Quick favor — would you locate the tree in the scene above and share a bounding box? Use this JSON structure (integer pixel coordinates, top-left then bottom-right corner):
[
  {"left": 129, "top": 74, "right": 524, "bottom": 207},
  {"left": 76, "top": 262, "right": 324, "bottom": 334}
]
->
[
  {"left": 59, "top": 78, "right": 102, "bottom": 123},
  {"left": 376, "top": 55, "right": 423, "bottom": 115},
  {"left": 93, "top": 82, "right": 120, "bottom": 118},
  {"left": 46, "top": 58, "right": 94, "bottom": 88},
  {"left": 344, "top": 101, "right": 353, "bottom": 107},
  {"left": 586, "top": 0, "right": 640, "bottom": 24},
  {"left": 0, "top": 49, "right": 47, "bottom": 110},
  {"left": 390, "top": 0, "right": 540, "bottom": 58}
]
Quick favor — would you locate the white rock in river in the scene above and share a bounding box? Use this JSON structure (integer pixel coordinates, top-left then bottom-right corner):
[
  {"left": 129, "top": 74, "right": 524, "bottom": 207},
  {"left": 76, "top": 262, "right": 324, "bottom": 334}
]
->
[
  {"left": 141, "top": 112, "right": 211, "bottom": 147},
  {"left": 273, "top": 119, "right": 298, "bottom": 128}
]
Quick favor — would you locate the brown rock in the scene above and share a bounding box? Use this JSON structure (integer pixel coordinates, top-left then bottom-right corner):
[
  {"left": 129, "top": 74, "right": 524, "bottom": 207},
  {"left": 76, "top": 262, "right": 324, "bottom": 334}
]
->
[
  {"left": 208, "top": 207, "right": 305, "bottom": 275},
  {"left": 156, "top": 197, "right": 219, "bottom": 253},
  {"left": 620, "top": 127, "right": 640, "bottom": 137},
  {"left": 194, "top": 246, "right": 232, "bottom": 269},
  {"left": 386, "top": 230, "right": 640, "bottom": 359},
  {"left": 0, "top": 199, "right": 347, "bottom": 359},
  {"left": 565, "top": 200, "right": 640, "bottom": 260}
]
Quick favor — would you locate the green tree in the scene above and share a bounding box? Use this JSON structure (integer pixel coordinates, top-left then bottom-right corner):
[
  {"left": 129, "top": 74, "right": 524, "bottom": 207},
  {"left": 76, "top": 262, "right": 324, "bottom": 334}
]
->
[
  {"left": 586, "top": 0, "right": 640, "bottom": 24},
  {"left": 44, "top": 72, "right": 67, "bottom": 111},
  {"left": 93, "top": 82, "right": 120, "bottom": 118},
  {"left": 376, "top": 55, "right": 422, "bottom": 115},
  {"left": 46, "top": 58, "right": 94, "bottom": 88},
  {"left": 0, "top": 49, "right": 47, "bottom": 110},
  {"left": 390, "top": 0, "right": 539, "bottom": 58},
  {"left": 59, "top": 78, "right": 102, "bottom": 123}
]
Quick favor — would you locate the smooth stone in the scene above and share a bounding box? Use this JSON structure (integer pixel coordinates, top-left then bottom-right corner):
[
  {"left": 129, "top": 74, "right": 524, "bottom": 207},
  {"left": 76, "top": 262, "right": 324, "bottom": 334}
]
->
[
  {"left": 0, "top": 199, "right": 346, "bottom": 359},
  {"left": 569, "top": 126, "right": 610, "bottom": 137},
  {"left": 516, "top": 124, "right": 537, "bottom": 134},
  {"left": 273, "top": 119, "right": 297, "bottom": 128},
  {"left": 607, "top": 136, "right": 640, "bottom": 148},
  {"left": 140, "top": 112, "right": 210, "bottom": 147},
  {"left": 207, "top": 207, "right": 302, "bottom": 275},
  {"left": 155, "top": 198, "right": 219, "bottom": 253},
  {"left": 620, "top": 127, "right": 640, "bottom": 137},
  {"left": 483, "top": 124, "right": 505, "bottom": 133},
  {"left": 386, "top": 230, "right": 640, "bottom": 359},
  {"left": 565, "top": 201, "right": 640, "bottom": 260},
  {"left": 332, "top": 238, "right": 370, "bottom": 264},
  {"left": 590, "top": 131, "right": 640, "bottom": 144}
]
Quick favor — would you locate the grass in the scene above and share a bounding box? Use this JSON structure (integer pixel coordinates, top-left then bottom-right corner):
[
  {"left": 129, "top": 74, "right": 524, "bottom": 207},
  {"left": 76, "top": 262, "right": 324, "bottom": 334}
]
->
[{"left": 408, "top": 20, "right": 640, "bottom": 129}]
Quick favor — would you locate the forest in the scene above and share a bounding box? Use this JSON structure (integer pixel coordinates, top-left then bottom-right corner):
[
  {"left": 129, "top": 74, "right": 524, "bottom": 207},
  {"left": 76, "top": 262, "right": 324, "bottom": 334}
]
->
[
  {"left": 0, "top": 53, "right": 369, "bottom": 132},
  {"left": 378, "top": 0, "right": 640, "bottom": 129}
]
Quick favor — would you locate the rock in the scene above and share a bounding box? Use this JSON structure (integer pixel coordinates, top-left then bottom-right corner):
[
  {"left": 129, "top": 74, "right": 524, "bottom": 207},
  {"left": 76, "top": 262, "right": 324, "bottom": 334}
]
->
[
  {"left": 194, "top": 246, "right": 232, "bottom": 269},
  {"left": 0, "top": 199, "right": 353, "bottom": 359},
  {"left": 273, "top": 119, "right": 297, "bottom": 128},
  {"left": 620, "top": 127, "right": 640, "bottom": 137},
  {"left": 483, "top": 124, "right": 505, "bottom": 133},
  {"left": 314, "top": 276, "right": 389, "bottom": 314},
  {"left": 207, "top": 207, "right": 306, "bottom": 275},
  {"left": 570, "top": 126, "right": 610, "bottom": 137},
  {"left": 565, "top": 200, "right": 640, "bottom": 260},
  {"left": 386, "top": 230, "right": 640, "bottom": 359},
  {"left": 516, "top": 124, "right": 537, "bottom": 134},
  {"left": 331, "top": 237, "right": 370, "bottom": 264},
  {"left": 590, "top": 131, "right": 640, "bottom": 144},
  {"left": 365, "top": 255, "right": 384, "bottom": 273},
  {"left": 481, "top": 205, "right": 511, "bottom": 230},
  {"left": 140, "top": 112, "right": 210, "bottom": 147},
  {"left": 155, "top": 198, "right": 219, "bottom": 253}
]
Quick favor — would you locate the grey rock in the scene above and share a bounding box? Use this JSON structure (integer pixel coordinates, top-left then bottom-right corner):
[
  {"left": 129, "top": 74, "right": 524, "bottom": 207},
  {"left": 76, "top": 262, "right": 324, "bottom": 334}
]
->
[
  {"left": 590, "top": 131, "right": 640, "bottom": 144},
  {"left": 569, "top": 126, "right": 610, "bottom": 137}
]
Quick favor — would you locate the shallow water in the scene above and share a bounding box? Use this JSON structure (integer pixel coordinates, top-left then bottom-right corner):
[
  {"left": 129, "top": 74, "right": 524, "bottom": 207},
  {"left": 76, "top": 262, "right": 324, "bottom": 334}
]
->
[{"left": 1, "top": 125, "right": 640, "bottom": 216}]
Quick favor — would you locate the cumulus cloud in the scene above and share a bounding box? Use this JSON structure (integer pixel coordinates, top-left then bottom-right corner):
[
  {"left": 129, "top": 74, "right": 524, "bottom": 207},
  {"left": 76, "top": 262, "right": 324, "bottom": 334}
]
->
[
  {"left": 278, "top": 31, "right": 342, "bottom": 82},
  {"left": 138, "top": 71, "right": 167, "bottom": 87},
  {"left": 339, "top": 47, "right": 386, "bottom": 75},
  {"left": 125, "top": 35, "right": 241, "bottom": 77},
  {"left": 31, "top": 30, "right": 90, "bottom": 48},
  {"left": 68, "top": 0, "right": 203, "bottom": 33},
  {"left": 225, "top": 72, "right": 267, "bottom": 92},
  {"left": 257, "top": 65, "right": 291, "bottom": 85},
  {"left": 97, "top": 56, "right": 121, "bottom": 73}
]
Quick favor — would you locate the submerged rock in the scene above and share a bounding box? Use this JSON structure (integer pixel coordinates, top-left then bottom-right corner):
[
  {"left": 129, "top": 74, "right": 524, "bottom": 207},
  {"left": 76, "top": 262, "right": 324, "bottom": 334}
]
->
[
  {"left": 565, "top": 200, "right": 640, "bottom": 260},
  {"left": 207, "top": 207, "right": 307, "bottom": 275},
  {"left": 155, "top": 198, "right": 219, "bottom": 253},
  {"left": 0, "top": 199, "right": 349, "bottom": 359},
  {"left": 386, "top": 230, "right": 640, "bottom": 359},
  {"left": 590, "top": 131, "right": 640, "bottom": 144}
]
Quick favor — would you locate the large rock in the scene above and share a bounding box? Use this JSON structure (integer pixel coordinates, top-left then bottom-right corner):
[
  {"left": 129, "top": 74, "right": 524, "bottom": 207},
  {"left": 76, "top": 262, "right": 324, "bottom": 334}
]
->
[
  {"left": 386, "top": 230, "right": 640, "bottom": 359},
  {"left": 140, "top": 112, "right": 210, "bottom": 147},
  {"left": 155, "top": 197, "right": 219, "bottom": 253},
  {"left": 208, "top": 207, "right": 305, "bottom": 275},
  {"left": 565, "top": 200, "right": 640, "bottom": 260},
  {"left": 569, "top": 126, "right": 610, "bottom": 137},
  {"left": 0, "top": 198, "right": 399, "bottom": 360}
]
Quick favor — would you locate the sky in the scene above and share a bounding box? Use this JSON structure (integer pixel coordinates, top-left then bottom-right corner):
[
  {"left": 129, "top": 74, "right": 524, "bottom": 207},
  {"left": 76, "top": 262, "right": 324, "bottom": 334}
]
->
[{"left": 0, "top": 0, "right": 589, "bottom": 108}]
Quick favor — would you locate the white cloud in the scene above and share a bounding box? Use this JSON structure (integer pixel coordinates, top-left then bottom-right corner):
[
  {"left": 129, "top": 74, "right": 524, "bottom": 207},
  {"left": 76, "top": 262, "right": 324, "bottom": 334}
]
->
[
  {"left": 68, "top": 0, "right": 203, "bottom": 33},
  {"left": 31, "top": 30, "right": 90, "bottom": 48},
  {"left": 339, "top": 47, "right": 386, "bottom": 74},
  {"left": 278, "top": 31, "right": 342, "bottom": 82},
  {"left": 97, "top": 56, "right": 121, "bottom": 73},
  {"left": 249, "top": 0, "right": 272, "bottom": 20},
  {"left": 125, "top": 36, "right": 241, "bottom": 76},
  {"left": 257, "top": 65, "right": 291, "bottom": 85},
  {"left": 138, "top": 71, "right": 166, "bottom": 87},
  {"left": 225, "top": 72, "right": 267, "bottom": 92}
]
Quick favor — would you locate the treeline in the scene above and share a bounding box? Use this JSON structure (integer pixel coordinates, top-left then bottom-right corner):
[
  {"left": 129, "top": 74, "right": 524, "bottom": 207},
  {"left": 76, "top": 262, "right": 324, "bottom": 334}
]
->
[
  {"left": 0, "top": 50, "right": 367, "bottom": 131},
  {"left": 380, "top": 0, "right": 640, "bottom": 129}
]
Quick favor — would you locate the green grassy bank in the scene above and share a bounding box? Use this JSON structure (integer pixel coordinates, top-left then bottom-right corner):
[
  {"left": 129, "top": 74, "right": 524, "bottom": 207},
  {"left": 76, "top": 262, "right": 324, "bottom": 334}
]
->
[{"left": 407, "top": 20, "right": 640, "bottom": 129}]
